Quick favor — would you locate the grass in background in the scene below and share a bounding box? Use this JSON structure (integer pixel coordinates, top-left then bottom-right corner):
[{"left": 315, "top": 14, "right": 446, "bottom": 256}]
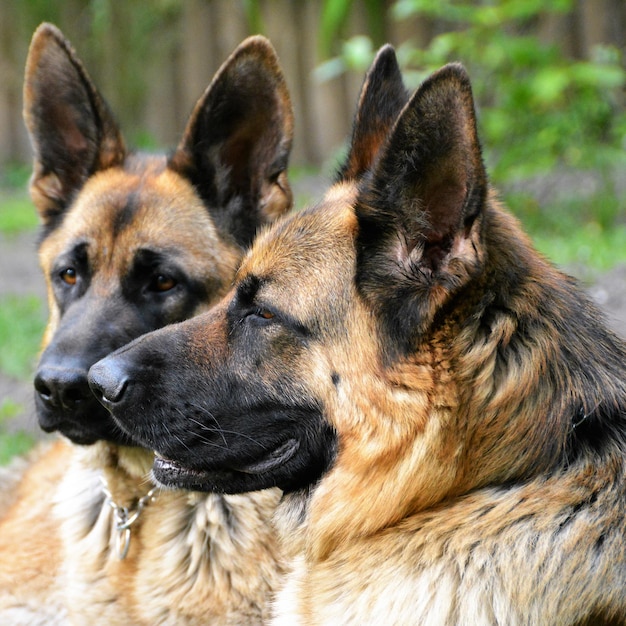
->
[
  {"left": 0, "top": 400, "right": 35, "bottom": 465},
  {"left": 508, "top": 183, "right": 626, "bottom": 278},
  {"left": 0, "top": 295, "right": 46, "bottom": 380},
  {"left": 0, "top": 164, "right": 36, "bottom": 236},
  {"left": 534, "top": 225, "right": 626, "bottom": 276},
  {"left": 0, "top": 431, "right": 35, "bottom": 465},
  {"left": 0, "top": 165, "right": 41, "bottom": 463},
  {"left": 0, "top": 192, "right": 37, "bottom": 235},
  {"left": 0, "top": 293, "right": 45, "bottom": 465}
]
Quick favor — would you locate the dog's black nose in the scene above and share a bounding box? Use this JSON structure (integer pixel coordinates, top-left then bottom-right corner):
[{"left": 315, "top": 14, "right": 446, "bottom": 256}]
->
[
  {"left": 88, "top": 359, "right": 130, "bottom": 408},
  {"left": 34, "top": 366, "right": 92, "bottom": 411}
]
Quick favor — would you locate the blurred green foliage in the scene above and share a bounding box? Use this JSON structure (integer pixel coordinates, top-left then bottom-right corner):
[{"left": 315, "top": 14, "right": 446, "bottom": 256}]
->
[
  {"left": 13, "top": 0, "right": 183, "bottom": 146},
  {"left": 0, "top": 425, "right": 34, "bottom": 466},
  {"left": 0, "top": 294, "right": 44, "bottom": 463},
  {"left": 391, "top": 0, "right": 626, "bottom": 181},
  {"left": 317, "top": 0, "right": 626, "bottom": 245}
]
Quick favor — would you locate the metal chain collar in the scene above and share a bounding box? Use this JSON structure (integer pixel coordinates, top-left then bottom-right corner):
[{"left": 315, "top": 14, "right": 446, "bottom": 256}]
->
[{"left": 100, "top": 475, "right": 158, "bottom": 559}]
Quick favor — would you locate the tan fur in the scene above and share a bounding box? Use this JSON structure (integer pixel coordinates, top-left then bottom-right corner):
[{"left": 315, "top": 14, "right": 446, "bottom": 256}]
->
[
  {"left": 262, "top": 73, "right": 626, "bottom": 624},
  {"left": 54, "top": 441, "right": 281, "bottom": 625},
  {"left": 0, "top": 442, "right": 67, "bottom": 625}
]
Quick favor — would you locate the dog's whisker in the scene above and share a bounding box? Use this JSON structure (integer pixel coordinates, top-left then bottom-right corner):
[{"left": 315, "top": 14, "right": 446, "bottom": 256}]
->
[
  {"left": 186, "top": 410, "right": 229, "bottom": 447},
  {"left": 186, "top": 415, "right": 268, "bottom": 449}
]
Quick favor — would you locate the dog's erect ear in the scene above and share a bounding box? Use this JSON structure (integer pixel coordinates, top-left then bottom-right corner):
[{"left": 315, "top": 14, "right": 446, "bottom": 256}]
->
[
  {"left": 337, "top": 44, "right": 408, "bottom": 182},
  {"left": 169, "top": 35, "right": 294, "bottom": 249},
  {"left": 23, "top": 23, "right": 126, "bottom": 228},
  {"left": 356, "top": 63, "right": 488, "bottom": 351}
]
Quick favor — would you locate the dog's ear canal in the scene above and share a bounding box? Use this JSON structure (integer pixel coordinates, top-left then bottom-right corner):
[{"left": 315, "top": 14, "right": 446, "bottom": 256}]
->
[
  {"left": 337, "top": 44, "right": 409, "bottom": 182},
  {"left": 355, "top": 63, "right": 488, "bottom": 348},
  {"left": 169, "top": 35, "right": 294, "bottom": 249},
  {"left": 23, "top": 23, "right": 126, "bottom": 228}
]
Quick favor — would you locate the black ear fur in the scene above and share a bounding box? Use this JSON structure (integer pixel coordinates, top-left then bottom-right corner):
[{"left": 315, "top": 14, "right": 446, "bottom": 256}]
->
[
  {"left": 23, "top": 23, "right": 125, "bottom": 229},
  {"left": 337, "top": 44, "right": 409, "bottom": 182},
  {"left": 169, "top": 35, "right": 294, "bottom": 249},
  {"left": 356, "top": 63, "right": 488, "bottom": 352}
]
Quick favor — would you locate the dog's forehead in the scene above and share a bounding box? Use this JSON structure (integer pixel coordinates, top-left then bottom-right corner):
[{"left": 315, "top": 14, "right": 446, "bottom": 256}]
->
[
  {"left": 71, "top": 163, "right": 215, "bottom": 239},
  {"left": 240, "top": 183, "right": 358, "bottom": 282},
  {"left": 39, "top": 159, "right": 230, "bottom": 271}
]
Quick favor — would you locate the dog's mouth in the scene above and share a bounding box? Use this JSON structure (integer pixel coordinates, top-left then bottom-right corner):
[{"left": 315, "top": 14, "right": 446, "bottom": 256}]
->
[{"left": 152, "top": 438, "right": 300, "bottom": 490}]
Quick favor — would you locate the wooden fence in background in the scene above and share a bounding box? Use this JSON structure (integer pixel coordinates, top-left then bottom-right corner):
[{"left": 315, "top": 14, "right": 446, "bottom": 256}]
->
[{"left": 1, "top": 0, "right": 625, "bottom": 169}]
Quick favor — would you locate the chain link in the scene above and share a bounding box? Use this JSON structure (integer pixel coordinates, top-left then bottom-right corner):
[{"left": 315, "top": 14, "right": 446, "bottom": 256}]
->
[{"left": 100, "top": 476, "right": 158, "bottom": 560}]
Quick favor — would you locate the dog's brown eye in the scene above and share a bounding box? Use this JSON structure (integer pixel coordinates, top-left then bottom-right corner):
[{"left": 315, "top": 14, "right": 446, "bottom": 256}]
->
[
  {"left": 153, "top": 274, "right": 177, "bottom": 292},
  {"left": 256, "top": 308, "right": 274, "bottom": 320},
  {"left": 60, "top": 267, "right": 77, "bottom": 285}
]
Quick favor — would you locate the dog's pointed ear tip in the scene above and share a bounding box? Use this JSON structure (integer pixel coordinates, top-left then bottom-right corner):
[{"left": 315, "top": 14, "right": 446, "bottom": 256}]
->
[
  {"left": 240, "top": 34, "right": 273, "bottom": 48},
  {"left": 234, "top": 34, "right": 281, "bottom": 64},
  {"left": 370, "top": 44, "right": 400, "bottom": 72},
  {"left": 375, "top": 43, "right": 397, "bottom": 59},
  {"left": 432, "top": 62, "right": 472, "bottom": 87},
  {"left": 26, "top": 24, "right": 77, "bottom": 79},
  {"left": 30, "top": 22, "right": 66, "bottom": 48},
  {"left": 32, "top": 22, "right": 58, "bottom": 38}
]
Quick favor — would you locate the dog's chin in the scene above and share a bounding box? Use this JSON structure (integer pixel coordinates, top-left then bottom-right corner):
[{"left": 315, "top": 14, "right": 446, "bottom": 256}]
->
[
  {"left": 61, "top": 430, "right": 102, "bottom": 446},
  {"left": 60, "top": 428, "right": 138, "bottom": 447},
  {"left": 37, "top": 410, "right": 139, "bottom": 447},
  {"left": 152, "top": 438, "right": 300, "bottom": 494}
]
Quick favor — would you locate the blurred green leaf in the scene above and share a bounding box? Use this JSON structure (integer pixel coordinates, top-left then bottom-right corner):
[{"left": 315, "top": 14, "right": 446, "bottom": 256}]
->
[
  {"left": 0, "top": 194, "right": 38, "bottom": 235},
  {"left": 320, "top": 0, "right": 354, "bottom": 57},
  {"left": 342, "top": 36, "right": 375, "bottom": 70},
  {"left": 242, "top": 0, "right": 265, "bottom": 33},
  {"left": 0, "top": 400, "right": 22, "bottom": 423},
  {"left": 531, "top": 68, "right": 570, "bottom": 105}
]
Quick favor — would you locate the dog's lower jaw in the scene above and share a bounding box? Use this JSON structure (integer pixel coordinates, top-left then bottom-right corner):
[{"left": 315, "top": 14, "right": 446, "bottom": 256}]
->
[{"left": 151, "top": 438, "right": 301, "bottom": 493}]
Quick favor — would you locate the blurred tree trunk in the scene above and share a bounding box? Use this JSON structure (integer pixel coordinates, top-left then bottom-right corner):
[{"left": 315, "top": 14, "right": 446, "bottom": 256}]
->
[
  {"left": 0, "top": 0, "right": 16, "bottom": 166},
  {"left": 179, "top": 0, "right": 217, "bottom": 118},
  {"left": 0, "top": 1, "right": 33, "bottom": 166},
  {"left": 579, "top": 0, "right": 611, "bottom": 54}
]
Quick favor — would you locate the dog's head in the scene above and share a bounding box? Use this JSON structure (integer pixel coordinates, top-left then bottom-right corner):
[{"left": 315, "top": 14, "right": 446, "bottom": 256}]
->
[
  {"left": 25, "top": 23, "right": 293, "bottom": 445},
  {"left": 90, "top": 45, "right": 619, "bottom": 545}
]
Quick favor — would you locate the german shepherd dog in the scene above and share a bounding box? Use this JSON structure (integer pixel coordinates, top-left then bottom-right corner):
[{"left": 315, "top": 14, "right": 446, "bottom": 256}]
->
[
  {"left": 90, "top": 45, "right": 626, "bottom": 624},
  {"left": 0, "top": 23, "right": 292, "bottom": 625}
]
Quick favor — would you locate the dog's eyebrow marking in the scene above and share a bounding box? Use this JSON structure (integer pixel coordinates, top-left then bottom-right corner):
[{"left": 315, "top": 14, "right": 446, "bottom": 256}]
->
[
  {"left": 237, "top": 274, "right": 264, "bottom": 307},
  {"left": 233, "top": 273, "right": 312, "bottom": 338},
  {"left": 133, "top": 248, "right": 169, "bottom": 267},
  {"left": 71, "top": 240, "right": 89, "bottom": 260},
  {"left": 113, "top": 191, "right": 140, "bottom": 238},
  {"left": 55, "top": 240, "right": 89, "bottom": 269}
]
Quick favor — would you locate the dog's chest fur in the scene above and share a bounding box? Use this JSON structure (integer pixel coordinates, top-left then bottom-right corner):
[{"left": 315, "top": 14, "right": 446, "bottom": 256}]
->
[{"left": 56, "top": 442, "right": 283, "bottom": 625}]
